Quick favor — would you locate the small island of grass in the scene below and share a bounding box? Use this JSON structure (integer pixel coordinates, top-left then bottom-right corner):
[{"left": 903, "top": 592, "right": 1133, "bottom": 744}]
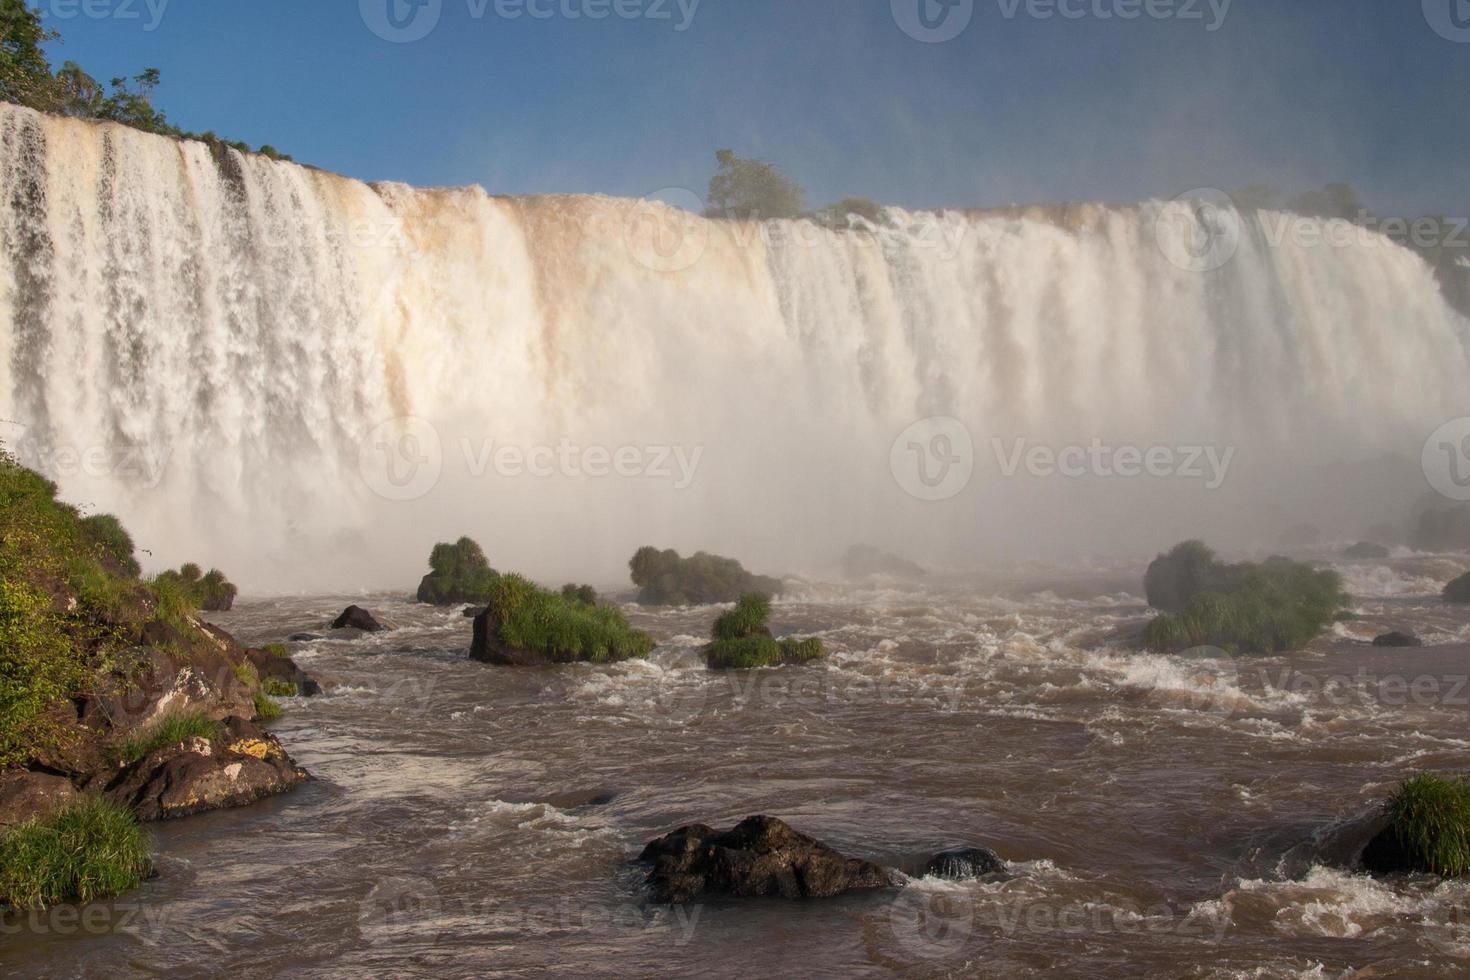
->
[
  {"left": 470, "top": 574, "right": 654, "bottom": 666},
  {"left": 705, "top": 593, "right": 826, "bottom": 669},
  {"left": 629, "top": 546, "right": 783, "bottom": 606},
  {"left": 1141, "top": 541, "right": 1347, "bottom": 654}
]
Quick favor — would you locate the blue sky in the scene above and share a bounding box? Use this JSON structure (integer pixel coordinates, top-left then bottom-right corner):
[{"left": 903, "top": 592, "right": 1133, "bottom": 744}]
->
[{"left": 35, "top": 0, "right": 1470, "bottom": 217}]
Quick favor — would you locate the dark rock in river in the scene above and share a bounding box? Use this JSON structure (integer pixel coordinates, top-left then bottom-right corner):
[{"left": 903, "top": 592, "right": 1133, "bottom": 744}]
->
[
  {"left": 332, "top": 605, "right": 387, "bottom": 632},
  {"left": 1373, "top": 631, "right": 1424, "bottom": 648},
  {"left": 463, "top": 606, "right": 487, "bottom": 618},
  {"left": 1344, "top": 542, "right": 1391, "bottom": 560},
  {"left": 246, "top": 647, "right": 322, "bottom": 696},
  {"left": 923, "top": 846, "right": 1008, "bottom": 880},
  {"left": 638, "top": 815, "right": 891, "bottom": 903},
  {"left": 101, "top": 716, "right": 309, "bottom": 822},
  {"left": 1445, "top": 572, "right": 1470, "bottom": 604},
  {"left": 288, "top": 633, "right": 323, "bottom": 643}
]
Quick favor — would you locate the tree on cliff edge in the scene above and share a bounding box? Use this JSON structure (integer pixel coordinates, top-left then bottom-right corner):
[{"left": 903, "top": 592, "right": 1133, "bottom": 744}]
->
[{"left": 705, "top": 149, "right": 805, "bottom": 220}]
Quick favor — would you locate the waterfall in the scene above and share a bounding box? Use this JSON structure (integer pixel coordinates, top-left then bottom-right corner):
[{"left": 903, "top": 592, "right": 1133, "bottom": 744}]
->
[{"left": 1, "top": 102, "right": 1465, "bottom": 589}]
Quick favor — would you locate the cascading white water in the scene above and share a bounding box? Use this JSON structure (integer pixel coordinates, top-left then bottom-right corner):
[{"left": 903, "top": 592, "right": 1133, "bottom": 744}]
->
[{"left": 1, "top": 102, "right": 1466, "bottom": 589}]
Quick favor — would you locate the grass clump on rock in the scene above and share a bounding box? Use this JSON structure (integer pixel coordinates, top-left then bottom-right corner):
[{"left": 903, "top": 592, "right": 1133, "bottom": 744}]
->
[
  {"left": 116, "top": 710, "right": 223, "bottom": 765},
  {"left": 1141, "top": 542, "right": 1347, "bottom": 654},
  {"left": 629, "top": 546, "right": 784, "bottom": 606},
  {"left": 1367, "top": 773, "right": 1470, "bottom": 877},
  {"left": 472, "top": 574, "right": 654, "bottom": 665},
  {"left": 0, "top": 797, "right": 151, "bottom": 910},
  {"left": 417, "top": 537, "right": 499, "bottom": 605},
  {"left": 1444, "top": 572, "right": 1470, "bottom": 604},
  {"left": 706, "top": 593, "right": 826, "bottom": 669},
  {"left": 152, "top": 563, "right": 238, "bottom": 612}
]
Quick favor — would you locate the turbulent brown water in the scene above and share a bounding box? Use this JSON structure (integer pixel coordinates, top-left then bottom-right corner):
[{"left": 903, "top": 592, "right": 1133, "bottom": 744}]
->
[{"left": 4, "top": 552, "right": 1470, "bottom": 978}]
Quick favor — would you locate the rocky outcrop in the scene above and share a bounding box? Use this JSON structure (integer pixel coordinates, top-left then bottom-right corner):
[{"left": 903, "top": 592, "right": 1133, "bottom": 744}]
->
[
  {"left": 841, "top": 545, "right": 927, "bottom": 580},
  {"left": 923, "top": 846, "right": 1007, "bottom": 880},
  {"left": 100, "top": 717, "right": 308, "bottom": 822},
  {"left": 1373, "top": 632, "right": 1424, "bottom": 648},
  {"left": 0, "top": 770, "right": 79, "bottom": 829},
  {"left": 637, "top": 816, "right": 891, "bottom": 903},
  {"left": 1344, "top": 542, "right": 1391, "bottom": 560},
  {"left": 332, "top": 605, "right": 387, "bottom": 632},
  {"left": 1445, "top": 572, "right": 1470, "bottom": 604},
  {"left": 470, "top": 607, "right": 545, "bottom": 666}
]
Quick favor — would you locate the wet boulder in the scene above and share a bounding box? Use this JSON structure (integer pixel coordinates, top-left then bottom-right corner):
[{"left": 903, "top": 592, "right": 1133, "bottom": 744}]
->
[
  {"left": 287, "top": 633, "right": 323, "bottom": 643},
  {"left": 923, "top": 846, "right": 1008, "bottom": 880},
  {"left": 101, "top": 717, "right": 309, "bottom": 822},
  {"left": 1373, "top": 632, "right": 1424, "bottom": 648},
  {"left": 1344, "top": 542, "right": 1391, "bottom": 560},
  {"left": 245, "top": 647, "right": 322, "bottom": 696},
  {"left": 332, "top": 605, "right": 387, "bottom": 632},
  {"left": 638, "top": 815, "right": 891, "bottom": 903},
  {"left": 1445, "top": 572, "right": 1470, "bottom": 604}
]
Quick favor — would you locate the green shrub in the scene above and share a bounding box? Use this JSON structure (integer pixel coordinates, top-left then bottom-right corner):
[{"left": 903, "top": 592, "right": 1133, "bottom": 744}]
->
[
  {"left": 151, "top": 564, "right": 238, "bottom": 616},
  {"left": 262, "top": 643, "right": 288, "bottom": 658},
  {"left": 704, "top": 592, "right": 825, "bottom": 669},
  {"left": 252, "top": 692, "right": 283, "bottom": 722},
  {"left": 417, "top": 537, "right": 499, "bottom": 605},
  {"left": 262, "top": 678, "right": 296, "bottom": 698},
  {"left": 628, "top": 546, "right": 783, "bottom": 606},
  {"left": 1141, "top": 547, "right": 1347, "bottom": 655},
  {"left": 78, "top": 514, "right": 141, "bottom": 577},
  {"left": 705, "top": 149, "right": 804, "bottom": 220},
  {"left": 232, "top": 661, "right": 258, "bottom": 687},
  {"left": 484, "top": 574, "right": 654, "bottom": 664},
  {"left": 1445, "top": 572, "right": 1470, "bottom": 604},
  {"left": 1382, "top": 773, "right": 1470, "bottom": 877},
  {"left": 712, "top": 593, "right": 772, "bottom": 642},
  {"left": 560, "top": 584, "right": 598, "bottom": 606},
  {"left": 0, "top": 797, "right": 150, "bottom": 910},
  {"left": 116, "top": 710, "right": 222, "bottom": 764}
]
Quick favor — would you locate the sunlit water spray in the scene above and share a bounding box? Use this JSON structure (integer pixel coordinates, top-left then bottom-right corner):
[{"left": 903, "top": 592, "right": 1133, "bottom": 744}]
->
[{"left": 0, "top": 103, "right": 1465, "bottom": 589}]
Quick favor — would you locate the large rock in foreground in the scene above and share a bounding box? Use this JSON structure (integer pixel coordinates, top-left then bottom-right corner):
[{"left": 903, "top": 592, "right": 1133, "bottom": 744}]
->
[
  {"left": 101, "top": 717, "right": 309, "bottom": 822},
  {"left": 638, "top": 816, "right": 891, "bottom": 903}
]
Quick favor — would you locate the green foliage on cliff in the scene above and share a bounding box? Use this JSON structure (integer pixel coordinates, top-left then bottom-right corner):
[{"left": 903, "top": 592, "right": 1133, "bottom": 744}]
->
[
  {"left": 1141, "top": 543, "right": 1347, "bottom": 655},
  {"left": 78, "top": 513, "right": 140, "bottom": 577},
  {"left": 0, "top": 446, "right": 121, "bottom": 767},
  {"left": 418, "top": 537, "right": 499, "bottom": 605},
  {"left": 485, "top": 574, "right": 653, "bottom": 664},
  {"left": 705, "top": 592, "right": 826, "bottom": 669},
  {"left": 0, "top": 1, "right": 291, "bottom": 159},
  {"left": 629, "top": 546, "right": 784, "bottom": 606},
  {"left": 0, "top": 797, "right": 150, "bottom": 910},
  {"left": 1382, "top": 773, "right": 1470, "bottom": 878}
]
